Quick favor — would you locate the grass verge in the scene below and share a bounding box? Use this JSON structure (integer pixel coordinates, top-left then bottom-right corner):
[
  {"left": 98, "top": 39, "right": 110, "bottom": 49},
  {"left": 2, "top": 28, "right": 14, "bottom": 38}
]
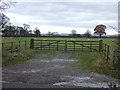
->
[
  {"left": 71, "top": 51, "right": 120, "bottom": 79},
  {"left": 2, "top": 49, "right": 34, "bottom": 67}
]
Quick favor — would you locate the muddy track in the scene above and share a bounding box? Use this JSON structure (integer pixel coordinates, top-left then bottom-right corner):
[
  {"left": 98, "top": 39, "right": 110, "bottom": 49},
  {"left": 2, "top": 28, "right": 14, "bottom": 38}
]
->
[{"left": 2, "top": 51, "right": 119, "bottom": 88}]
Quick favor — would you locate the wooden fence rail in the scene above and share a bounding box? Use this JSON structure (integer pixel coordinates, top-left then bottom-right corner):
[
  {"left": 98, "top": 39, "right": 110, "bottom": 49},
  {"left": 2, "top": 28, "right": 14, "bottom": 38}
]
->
[
  {"left": 101, "top": 42, "right": 120, "bottom": 64},
  {"left": 2, "top": 39, "right": 119, "bottom": 65},
  {"left": 2, "top": 40, "right": 30, "bottom": 53},
  {"left": 30, "top": 39, "right": 119, "bottom": 64}
]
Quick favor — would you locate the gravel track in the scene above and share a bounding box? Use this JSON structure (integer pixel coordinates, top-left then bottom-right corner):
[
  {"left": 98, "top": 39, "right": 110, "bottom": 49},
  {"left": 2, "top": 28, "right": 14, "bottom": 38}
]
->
[{"left": 2, "top": 51, "right": 119, "bottom": 88}]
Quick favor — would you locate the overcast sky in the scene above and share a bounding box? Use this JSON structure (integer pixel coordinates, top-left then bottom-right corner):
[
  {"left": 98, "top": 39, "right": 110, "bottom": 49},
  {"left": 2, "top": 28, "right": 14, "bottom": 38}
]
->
[{"left": 4, "top": 0, "right": 119, "bottom": 35}]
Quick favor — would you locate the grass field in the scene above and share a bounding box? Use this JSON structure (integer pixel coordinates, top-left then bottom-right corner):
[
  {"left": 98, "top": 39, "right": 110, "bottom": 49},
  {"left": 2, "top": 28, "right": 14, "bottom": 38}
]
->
[
  {"left": 1, "top": 37, "right": 119, "bottom": 78},
  {"left": 2, "top": 37, "right": 117, "bottom": 45}
]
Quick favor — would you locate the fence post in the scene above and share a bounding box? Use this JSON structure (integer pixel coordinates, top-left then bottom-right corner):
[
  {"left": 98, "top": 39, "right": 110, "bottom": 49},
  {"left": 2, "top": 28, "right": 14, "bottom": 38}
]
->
[
  {"left": 57, "top": 41, "right": 58, "bottom": 51},
  {"left": 40, "top": 40, "right": 42, "bottom": 50},
  {"left": 90, "top": 42, "right": 92, "bottom": 52},
  {"left": 2, "top": 42, "right": 3, "bottom": 50},
  {"left": 99, "top": 40, "right": 103, "bottom": 52},
  {"left": 82, "top": 41, "right": 83, "bottom": 52},
  {"left": 106, "top": 45, "right": 109, "bottom": 62},
  {"left": 65, "top": 40, "right": 67, "bottom": 51},
  {"left": 104, "top": 44, "right": 106, "bottom": 60},
  {"left": 25, "top": 41, "right": 27, "bottom": 49},
  {"left": 113, "top": 51, "right": 115, "bottom": 64},
  {"left": 11, "top": 42, "right": 13, "bottom": 53},
  {"left": 49, "top": 41, "right": 50, "bottom": 50},
  {"left": 73, "top": 41, "right": 75, "bottom": 51},
  {"left": 30, "top": 39, "right": 34, "bottom": 49},
  {"left": 19, "top": 41, "right": 20, "bottom": 51}
]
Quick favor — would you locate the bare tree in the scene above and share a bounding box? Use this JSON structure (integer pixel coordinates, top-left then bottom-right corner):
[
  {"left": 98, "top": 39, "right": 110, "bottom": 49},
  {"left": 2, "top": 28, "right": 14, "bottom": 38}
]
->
[
  {"left": 109, "top": 25, "right": 120, "bottom": 34},
  {"left": 109, "top": 25, "right": 120, "bottom": 46},
  {"left": 0, "top": 13, "right": 10, "bottom": 29},
  {"left": 0, "top": 0, "right": 16, "bottom": 33},
  {"left": 0, "top": 0, "right": 15, "bottom": 11}
]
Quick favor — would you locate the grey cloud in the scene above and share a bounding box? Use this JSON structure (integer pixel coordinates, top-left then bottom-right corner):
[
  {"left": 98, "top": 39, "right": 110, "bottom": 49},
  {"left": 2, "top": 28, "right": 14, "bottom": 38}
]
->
[{"left": 8, "top": 2, "right": 117, "bottom": 28}]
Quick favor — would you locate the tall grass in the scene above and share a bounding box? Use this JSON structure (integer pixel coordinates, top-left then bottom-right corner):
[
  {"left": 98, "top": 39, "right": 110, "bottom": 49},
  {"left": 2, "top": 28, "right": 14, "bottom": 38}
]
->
[
  {"left": 2, "top": 37, "right": 34, "bottom": 67},
  {"left": 71, "top": 51, "right": 120, "bottom": 78},
  {"left": 2, "top": 49, "right": 34, "bottom": 66}
]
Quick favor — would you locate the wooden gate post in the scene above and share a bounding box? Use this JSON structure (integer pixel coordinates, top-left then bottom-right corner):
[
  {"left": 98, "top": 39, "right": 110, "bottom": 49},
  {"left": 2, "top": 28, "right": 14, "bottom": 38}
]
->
[
  {"left": 106, "top": 45, "right": 110, "bottom": 62},
  {"left": 99, "top": 40, "right": 103, "bottom": 52},
  {"left": 11, "top": 42, "right": 13, "bottom": 53},
  {"left": 65, "top": 40, "right": 67, "bottom": 51},
  {"left": 30, "top": 39, "right": 34, "bottom": 49}
]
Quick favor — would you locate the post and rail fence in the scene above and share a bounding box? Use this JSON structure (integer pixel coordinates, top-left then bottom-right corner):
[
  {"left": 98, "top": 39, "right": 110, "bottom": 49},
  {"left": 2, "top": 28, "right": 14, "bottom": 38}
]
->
[
  {"left": 1, "top": 40, "right": 30, "bottom": 54},
  {"left": 2, "top": 39, "right": 119, "bottom": 65},
  {"left": 30, "top": 39, "right": 119, "bottom": 64},
  {"left": 100, "top": 41, "right": 120, "bottom": 64}
]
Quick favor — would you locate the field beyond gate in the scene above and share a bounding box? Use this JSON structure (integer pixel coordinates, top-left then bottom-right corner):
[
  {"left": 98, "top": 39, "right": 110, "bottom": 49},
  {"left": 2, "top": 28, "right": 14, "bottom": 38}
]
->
[{"left": 30, "top": 39, "right": 102, "bottom": 52}]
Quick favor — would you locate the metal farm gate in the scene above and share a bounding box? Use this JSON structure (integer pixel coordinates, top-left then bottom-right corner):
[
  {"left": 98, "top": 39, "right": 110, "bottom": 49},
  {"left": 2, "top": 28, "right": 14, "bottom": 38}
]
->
[{"left": 30, "top": 39, "right": 102, "bottom": 52}]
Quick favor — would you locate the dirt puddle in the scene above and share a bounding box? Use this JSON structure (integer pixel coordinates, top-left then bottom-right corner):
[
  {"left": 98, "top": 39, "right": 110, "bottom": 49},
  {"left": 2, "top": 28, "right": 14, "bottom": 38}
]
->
[{"left": 53, "top": 75, "right": 119, "bottom": 88}]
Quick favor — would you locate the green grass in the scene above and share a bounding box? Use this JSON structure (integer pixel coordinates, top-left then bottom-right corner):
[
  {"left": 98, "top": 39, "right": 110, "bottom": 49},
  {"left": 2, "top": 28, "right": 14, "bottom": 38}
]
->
[
  {"left": 70, "top": 51, "right": 120, "bottom": 78},
  {"left": 2, "top": 37, "right": 119, "bottom": 78},
  {"left": 2, "top": 49, "right": 34, "bottom": 67},
  {"left": 2, "top": 37, "right": 33, "bottom": 67},
  {"left": 2, "top": 37, "right": 116, "bottom": 45}
]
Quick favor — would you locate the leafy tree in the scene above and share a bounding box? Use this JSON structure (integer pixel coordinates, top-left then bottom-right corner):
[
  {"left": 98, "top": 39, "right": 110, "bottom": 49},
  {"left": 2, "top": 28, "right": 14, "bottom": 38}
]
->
[
  {"left": 2, "top": 24, "right": 20, "bottom": 36},
  {"left": 71, "top": 29, "right": 77, "bottom": 35},
  {"left": 23, "top": 24, "right": 30, "bottom": 30},
  {"left": 19, "top": 27, "right": 25, "bottom": 37},
  {"left": 28, "top": 30, "right": 32, "bottom": 34},
  {"left": 22, "top": 24, "right": 30, "bottom": 36},
  {"left": 84, "top": 30, "right": 91, "bottom": 38},
  {"left": 34, "top": 27, "right": 41, "bottom": 37},
  {"left": 52, "top": 32, "right": 58, "bottom": 36},
  {"left": 47, "top": 31, "right": 52, "bottom": 36},
  {"left": 93, "top": 24, "right": 106, "bottom": 38}
]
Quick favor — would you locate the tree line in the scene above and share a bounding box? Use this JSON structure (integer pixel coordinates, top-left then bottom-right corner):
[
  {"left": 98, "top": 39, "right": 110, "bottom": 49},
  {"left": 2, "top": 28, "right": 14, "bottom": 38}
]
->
[{"left": 1, "top": 23, "right": 41, "bottom": 37}]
